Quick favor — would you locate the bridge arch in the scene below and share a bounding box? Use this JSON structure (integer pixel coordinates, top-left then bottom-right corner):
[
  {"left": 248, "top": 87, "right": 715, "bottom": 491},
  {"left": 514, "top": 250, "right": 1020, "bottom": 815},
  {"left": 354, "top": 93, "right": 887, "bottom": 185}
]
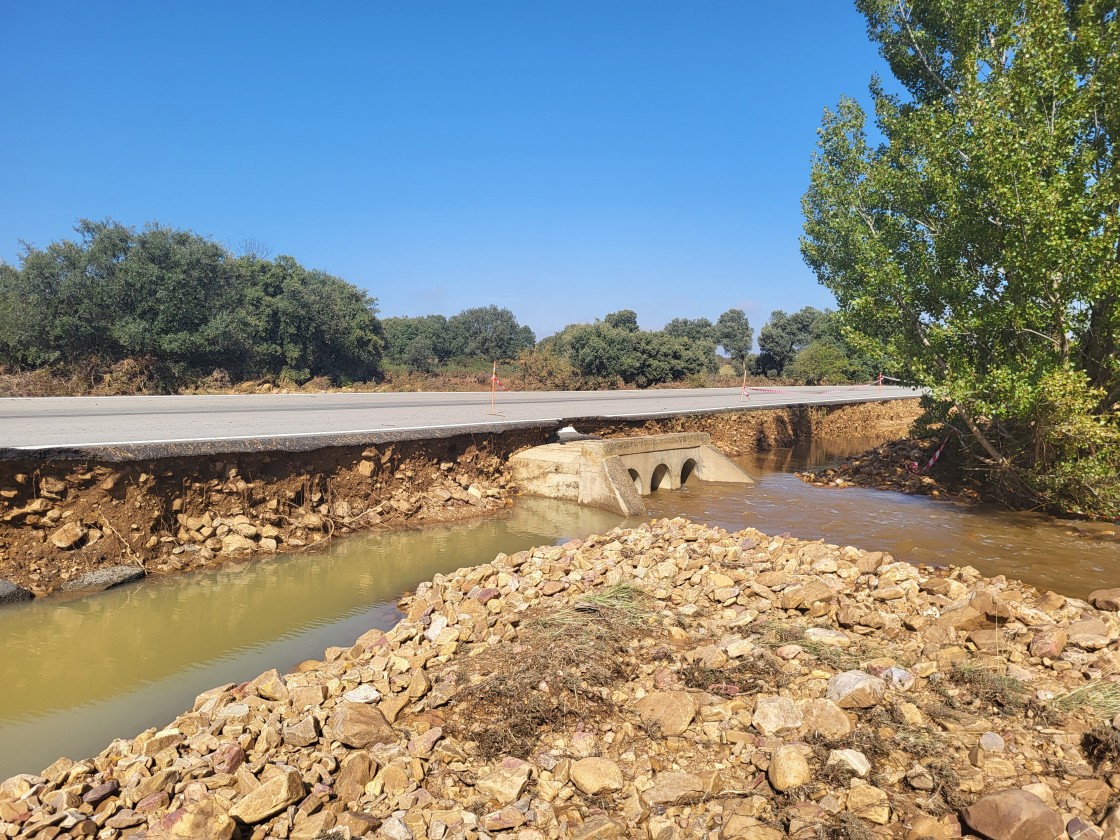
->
[
  {"left": 650, "top": 463, "right": 671, "bottom": 493},
  {"left": 627, "top": 468, "right": 642, "bottom": 494},
  {"left": 680, "top": 458, "right": 698, "bottom": 486}
]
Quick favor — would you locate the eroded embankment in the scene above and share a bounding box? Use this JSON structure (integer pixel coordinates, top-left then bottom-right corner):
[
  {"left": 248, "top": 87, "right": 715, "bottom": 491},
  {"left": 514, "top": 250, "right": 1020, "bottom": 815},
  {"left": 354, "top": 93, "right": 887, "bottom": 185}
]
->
[
  {"left": 3, "top": 517, "right": 1120, "bottom": 839},
  {"left": 0, "top": 400, "right": 921, "bottom": 599}
]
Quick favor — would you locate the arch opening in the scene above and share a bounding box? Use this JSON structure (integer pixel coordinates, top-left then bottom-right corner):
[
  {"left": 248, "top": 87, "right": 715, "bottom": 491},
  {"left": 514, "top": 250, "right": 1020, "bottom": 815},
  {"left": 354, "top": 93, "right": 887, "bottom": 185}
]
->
[
  {"left": 627, "top": 468, "right": 642, "bottom": 494},
  {"left": 650, "top": 463, "right": 671, "bottom": 493},
  {"left": 680, "top": 458, "right": 699, "bottom": 486}
]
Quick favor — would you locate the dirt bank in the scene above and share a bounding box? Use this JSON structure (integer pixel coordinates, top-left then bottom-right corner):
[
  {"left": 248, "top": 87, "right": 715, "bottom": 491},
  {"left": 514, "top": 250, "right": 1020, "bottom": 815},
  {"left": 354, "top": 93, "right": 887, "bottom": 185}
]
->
[
  {"left": 4, "top": 517, "right": 1120, "bottom": 839},
  {"left": 0, "top": 401, "right": 920, "bottom": 600}
]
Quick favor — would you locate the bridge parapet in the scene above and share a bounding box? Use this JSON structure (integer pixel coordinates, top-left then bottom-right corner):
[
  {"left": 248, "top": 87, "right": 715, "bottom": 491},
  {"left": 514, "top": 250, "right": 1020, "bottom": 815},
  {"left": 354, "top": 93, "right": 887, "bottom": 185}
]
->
[{"left": 510, "top": 432, "right": 753, "bottom": 516}]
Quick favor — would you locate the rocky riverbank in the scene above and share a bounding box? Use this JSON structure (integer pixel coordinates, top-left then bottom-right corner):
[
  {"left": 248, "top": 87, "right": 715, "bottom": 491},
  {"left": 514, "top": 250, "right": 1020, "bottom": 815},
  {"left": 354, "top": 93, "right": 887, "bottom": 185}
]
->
[
  {"left": 4, "top": 517, "right": 1120, "bottom": 839},
  {"left": 0, "top": 401, "right": 920, "bottom": 600},
  {"left": 795, "top": 436, "right": 982, "bottom": 506}
]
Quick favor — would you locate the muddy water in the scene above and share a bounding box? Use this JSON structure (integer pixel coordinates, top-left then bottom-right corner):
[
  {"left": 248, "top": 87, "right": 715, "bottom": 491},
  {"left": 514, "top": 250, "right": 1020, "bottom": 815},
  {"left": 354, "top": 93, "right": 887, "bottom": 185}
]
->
[
  {"left": 0, "top": 499, "right": 638, "bottom": 779},
  {"left": 646, "top": 436, "right": 1120, "bottom": 600},
  {"left": 3, "top": 437, "right": 1119, "bottom": 779}
]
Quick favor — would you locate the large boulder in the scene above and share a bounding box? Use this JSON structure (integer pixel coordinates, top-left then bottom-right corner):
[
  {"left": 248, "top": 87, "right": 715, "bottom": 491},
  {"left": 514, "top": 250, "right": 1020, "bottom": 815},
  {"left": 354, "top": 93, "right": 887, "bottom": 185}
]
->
[
  {"left": 150, "top": 796, "right": 235, "bottom": 839},
  {"left": 326, "top": 702, "right": 396, "bottom": 748},
  {"left": 475, "top": 758, "right": 533, "bottom": 804},
  {"left": 634, "top": 691, "right": 698, "bottom": 736},
  {"left": 50, "top": 521, "right": 86, "bottom": 550},
  {"left": 826, "top": 671, "right": 887, "bottom": 708},
  {"left": 62, "top": 565, "right": 145, "bottom": 593},
  {"left": 768, "top": 746, "right": 810, "bottom": 792},
  {"left": 752, "top": 696, "right": 803, "bottom": 736},
  {"left": 1089, "top": 588, "right": 1120, "bottom": 611},
  {"left": 229, "top": 766, "right": 304, "bottom": 824},
  {"left": 961, "top": 789, "right": 1063, "bottom": 840},
  {"left": 570, "top": 757, "right": 624, "bottom": 796},
  {"left": 0, "top": 579, "right": 33, "bottom": 606}
]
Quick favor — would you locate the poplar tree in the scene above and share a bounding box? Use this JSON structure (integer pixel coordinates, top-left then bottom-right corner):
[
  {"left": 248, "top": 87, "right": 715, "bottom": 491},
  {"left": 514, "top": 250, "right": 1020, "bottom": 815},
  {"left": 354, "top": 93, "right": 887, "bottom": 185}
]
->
[{"left": 802, "top": 0, "right": 1120, "bottom": 515}]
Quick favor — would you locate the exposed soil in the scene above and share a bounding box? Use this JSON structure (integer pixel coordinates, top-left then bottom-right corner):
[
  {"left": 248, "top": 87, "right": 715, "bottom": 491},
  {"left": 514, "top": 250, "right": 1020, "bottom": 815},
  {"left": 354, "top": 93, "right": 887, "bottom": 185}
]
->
[{"left": 0, "top": 401, "right": 921, "bottom": 599}]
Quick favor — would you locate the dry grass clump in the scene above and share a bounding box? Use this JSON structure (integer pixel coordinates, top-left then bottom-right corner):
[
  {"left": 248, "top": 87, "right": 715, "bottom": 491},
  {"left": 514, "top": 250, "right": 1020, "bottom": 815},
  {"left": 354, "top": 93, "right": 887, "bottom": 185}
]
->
[
  {"left": 815, "top": 812, "right": 888, "bottom": 840},
  {"left": 944, "top": 661, "right": 1026, "bottom": 715},
  {"left": 751, "top": 619, "right": 869, "bottom": 671},
  {"left": 1053, "top": 677, "right": 1120, "bottom": 720},
  {"left": 444, "top": 584, "right": 653, "bottom": 758},
  {"left": 1084, "top": 725, "right": 1120, "bottom": 770},
  {"left": 681, "top": 647, "right": 791, "bottom": 695}
]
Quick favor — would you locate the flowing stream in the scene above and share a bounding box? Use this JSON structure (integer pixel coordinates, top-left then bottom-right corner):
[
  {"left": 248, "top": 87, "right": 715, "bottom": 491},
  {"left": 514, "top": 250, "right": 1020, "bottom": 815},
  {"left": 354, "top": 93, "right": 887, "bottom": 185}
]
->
[{"left": 1, "top": 436, "right": 1118, "bottom": 779}]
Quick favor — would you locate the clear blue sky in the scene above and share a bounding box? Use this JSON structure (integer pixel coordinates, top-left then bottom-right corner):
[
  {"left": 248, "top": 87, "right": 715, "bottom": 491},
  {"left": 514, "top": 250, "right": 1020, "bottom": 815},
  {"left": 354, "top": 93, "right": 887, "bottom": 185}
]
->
[{"left": 0, "top": 2, "right": 888, "bottom": 339}]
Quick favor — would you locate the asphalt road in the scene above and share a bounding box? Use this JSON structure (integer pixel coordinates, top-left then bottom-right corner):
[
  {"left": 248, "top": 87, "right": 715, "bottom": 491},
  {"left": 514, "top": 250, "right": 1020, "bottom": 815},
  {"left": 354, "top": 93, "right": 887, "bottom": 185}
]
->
[{"left": 0, "top": 385, "right": 919, "bottom": 460}]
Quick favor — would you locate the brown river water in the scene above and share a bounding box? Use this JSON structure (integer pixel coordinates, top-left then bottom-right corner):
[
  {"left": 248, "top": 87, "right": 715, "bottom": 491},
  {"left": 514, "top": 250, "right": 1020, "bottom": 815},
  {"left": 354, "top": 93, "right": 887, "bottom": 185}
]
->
[{"left": 2, "top": 436, "right": 1119, "bottom": 779}]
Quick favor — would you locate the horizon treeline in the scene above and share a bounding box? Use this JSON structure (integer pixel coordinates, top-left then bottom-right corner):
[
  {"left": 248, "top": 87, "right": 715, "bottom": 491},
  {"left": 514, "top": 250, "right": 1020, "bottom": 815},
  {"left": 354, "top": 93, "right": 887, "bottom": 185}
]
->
[
  {"left": 0, "top": 220, "right": 384, "bottom": 387},
  {"left": 0, "top": 220, "right": 877, "bottom": 391}
]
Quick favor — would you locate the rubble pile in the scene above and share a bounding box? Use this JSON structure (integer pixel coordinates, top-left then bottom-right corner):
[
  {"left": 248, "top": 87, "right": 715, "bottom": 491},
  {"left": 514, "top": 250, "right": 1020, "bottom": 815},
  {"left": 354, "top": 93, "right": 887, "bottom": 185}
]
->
[
  {"left": 4, "top": 517, "right": 1120, "bottom": 839},
  {"left": 797, "top": 438, "right": 981, "bottom": 505}
]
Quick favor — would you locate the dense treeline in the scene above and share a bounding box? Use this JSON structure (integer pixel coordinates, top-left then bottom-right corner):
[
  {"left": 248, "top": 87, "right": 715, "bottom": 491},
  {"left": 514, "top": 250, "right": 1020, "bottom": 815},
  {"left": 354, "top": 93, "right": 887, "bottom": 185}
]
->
[
  {"left": 0, "top": 220, "right": 384, "bottom": 387},
  {"left": 382, "top": 307, "right": 535, "bottom": 372},
  {"left": 0, "top": 220, "right": 875, "bottom": 395}
]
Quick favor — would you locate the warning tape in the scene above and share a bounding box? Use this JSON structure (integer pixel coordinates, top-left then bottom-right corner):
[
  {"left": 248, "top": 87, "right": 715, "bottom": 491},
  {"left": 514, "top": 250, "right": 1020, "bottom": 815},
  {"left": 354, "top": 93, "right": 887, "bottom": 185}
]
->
[
  {"left": 907, "top": 429, "right": 959, "bottom": 474},
  {"left": 492, "top": 375, "right": 510, "bottom": 392},
  {"left": 741, "top": 374, "right": 896, "bottom": 399}
]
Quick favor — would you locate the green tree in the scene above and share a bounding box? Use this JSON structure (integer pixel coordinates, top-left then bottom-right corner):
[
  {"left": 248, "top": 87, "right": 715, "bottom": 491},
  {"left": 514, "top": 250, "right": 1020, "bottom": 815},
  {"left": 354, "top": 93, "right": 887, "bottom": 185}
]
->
[
  {"left": 755, "top": 307, "right": 825, "bottom": 376},
  {"left": 786, "top": 341, "right": 853, "bottom": 385},
  {"left": 381, "top": 315, "right": 451, "bottom": 367},
  {"left": 713, "top": 309, "right": 754, "bottom": 373},
  {"left": 447, "top": 305, "right": 535, "bottom": 361},
  {"left": 663, "top": 317, "right": 714, "bottom": 344},
  {"left": 603, "top": 309, "right": 639, "bottom": 332},
  {"left": 545, "top": 317, "right": 712, "bottom": 387},
  {"left": 802, "top": 0, "right": 1120, "bottom": 515},
  {"left": 0, "top": 220, "right": 384, "bottom": 387}
]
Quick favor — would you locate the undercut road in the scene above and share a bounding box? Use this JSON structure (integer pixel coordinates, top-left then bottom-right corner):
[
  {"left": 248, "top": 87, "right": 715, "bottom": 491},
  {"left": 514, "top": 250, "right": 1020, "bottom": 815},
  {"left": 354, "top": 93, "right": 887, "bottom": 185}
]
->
[{"left": 0, "top": 385, "right": 919, "bottom": 461}]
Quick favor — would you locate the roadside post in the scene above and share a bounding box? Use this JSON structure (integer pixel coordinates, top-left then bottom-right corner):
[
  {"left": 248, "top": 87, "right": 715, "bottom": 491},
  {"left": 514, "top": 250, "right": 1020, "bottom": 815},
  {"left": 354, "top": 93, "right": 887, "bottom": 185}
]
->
[{"left": 490, "top": 361, "right": 497, "bottom": 415}]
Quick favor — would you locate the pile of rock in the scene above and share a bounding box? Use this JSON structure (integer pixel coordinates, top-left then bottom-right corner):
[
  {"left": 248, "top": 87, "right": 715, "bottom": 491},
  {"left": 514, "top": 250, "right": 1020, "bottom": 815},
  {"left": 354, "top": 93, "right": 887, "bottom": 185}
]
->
[
  {"left": 796, "top": 437, "right": 981, "bottom": 504},
  {"left": 3, "top": 517, "right": 1120, "bottom": 839}
]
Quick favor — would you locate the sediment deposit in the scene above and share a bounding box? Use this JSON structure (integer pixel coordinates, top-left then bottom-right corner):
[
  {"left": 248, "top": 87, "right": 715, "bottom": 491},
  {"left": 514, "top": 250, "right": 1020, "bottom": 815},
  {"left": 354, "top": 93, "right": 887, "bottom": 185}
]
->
[{"left": 4, "top": 516, "right": 1120, "bottom": 839}]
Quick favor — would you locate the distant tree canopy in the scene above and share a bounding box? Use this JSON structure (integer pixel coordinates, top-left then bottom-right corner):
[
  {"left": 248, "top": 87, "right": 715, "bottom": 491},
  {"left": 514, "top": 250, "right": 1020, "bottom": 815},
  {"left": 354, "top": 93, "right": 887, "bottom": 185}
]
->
[
  {"left": 754, "top": 307, "right": 828, "bottom": 376},
  {"left": 381, "top": 306, "right": 535, "bottom": 370},
  {"left": 0, "top": 220, "right": 384, "bottom": 386},
  {"left": 713, "top": 309, "right": 753, "bottom": 373},
  {"left": 447, "top": 305, "right": 536, "bottom": 360},
  {"left": 663, "top": 317, "right": 716, "bottom": 345},
  {"left": 753, "top": 306, "right": 878, "bottom": 383},
  {"left": 541, "top": 314, "right": 718, "bottom": 387},
  {"left": 603, "top": 309, "right": 640, "bottom": 333},
  {"left": 381, "top": 315, "right": 453, "bottom": 372}
]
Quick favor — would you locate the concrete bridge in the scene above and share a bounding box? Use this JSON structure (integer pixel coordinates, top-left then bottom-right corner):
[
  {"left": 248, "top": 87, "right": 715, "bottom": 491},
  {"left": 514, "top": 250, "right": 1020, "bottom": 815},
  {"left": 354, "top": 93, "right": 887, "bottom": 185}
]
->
[{"left": 509, "top": 432, "right": 753, "bottom": 516}]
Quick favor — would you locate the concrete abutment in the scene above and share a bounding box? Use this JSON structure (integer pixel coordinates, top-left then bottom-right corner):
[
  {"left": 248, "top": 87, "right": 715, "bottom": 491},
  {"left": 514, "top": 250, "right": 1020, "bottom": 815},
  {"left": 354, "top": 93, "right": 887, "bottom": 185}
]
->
[{"left": 509, "top": 432, "right": 754, "bottom": 516}]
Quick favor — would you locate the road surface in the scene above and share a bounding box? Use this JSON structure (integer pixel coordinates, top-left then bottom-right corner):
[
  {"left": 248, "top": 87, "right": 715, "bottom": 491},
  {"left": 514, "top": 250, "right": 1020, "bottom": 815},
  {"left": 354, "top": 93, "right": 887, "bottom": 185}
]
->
[{"left": 0, "top": 385, "right": 918, "bottom": 460}]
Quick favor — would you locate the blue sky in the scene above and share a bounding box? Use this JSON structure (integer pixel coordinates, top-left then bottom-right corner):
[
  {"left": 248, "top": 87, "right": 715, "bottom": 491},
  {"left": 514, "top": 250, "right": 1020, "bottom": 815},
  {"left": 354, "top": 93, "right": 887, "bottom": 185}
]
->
[{"left": 1, "top": 2, "right": 889, "bottom": 338}]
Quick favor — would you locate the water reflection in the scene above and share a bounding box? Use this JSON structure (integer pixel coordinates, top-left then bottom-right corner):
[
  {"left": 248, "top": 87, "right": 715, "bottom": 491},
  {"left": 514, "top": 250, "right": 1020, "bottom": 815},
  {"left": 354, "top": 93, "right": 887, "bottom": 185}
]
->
[
  {"left": 645, "top": 437, "right": 1120, "bottom": 601},
  {"left": 0, "top": 498, "right": 635, "bottom": 779}
]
